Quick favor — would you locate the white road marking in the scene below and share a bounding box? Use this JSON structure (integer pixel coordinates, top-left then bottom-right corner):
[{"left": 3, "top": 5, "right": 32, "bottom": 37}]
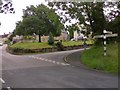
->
[
  {"left": 29, "top": 56, "right": 71, "bottom": 66},
  {"left": 52, "top": 61, "right": 56, "bottom": 63},
  {"left": 56, "top": 62, "right": 60, "bottom": 65},
  {"left": 48, "top": 59, "right": 52, "bottom": 62},
  {"left": 7, "top": 87, "right": 12, "bottom": 90},
  {"left": 40, "top": 58, "right": 44, "bottom": 60},
  {"left": 44, "top": 59, "right": 48, "bottom": 61},
  {"left": 61, "top": 63, "right": 66, "bottom": 65},
  {"left": 39, "top": 57, "right": 42, "bottom": 60},
  {"left": 0, "top": 78, "right": 5, "bottom": 84},
  {"left": 64, "top": 64, "right": 70, "bottom": 66}
]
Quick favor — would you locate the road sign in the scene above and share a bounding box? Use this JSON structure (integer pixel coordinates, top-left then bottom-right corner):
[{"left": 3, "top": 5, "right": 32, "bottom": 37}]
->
[
  {"left": 94, "top": 34, "right": 118, "bottom": 39},
  {"left": 94, "top": 30, "right": 118, "bottom": 56}
]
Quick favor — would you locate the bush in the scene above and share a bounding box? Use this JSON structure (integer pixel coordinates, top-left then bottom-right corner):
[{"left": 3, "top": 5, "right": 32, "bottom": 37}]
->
[
  {"left": 48, "top": 32, "right": 54, "bottom": 45},
  {"left": 56, "top": 41, "right": 64, "bottom": 51}
]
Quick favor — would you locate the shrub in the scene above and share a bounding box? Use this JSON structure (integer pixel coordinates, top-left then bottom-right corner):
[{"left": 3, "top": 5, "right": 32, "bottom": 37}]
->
[
  {"left": 48, "top": 32, "right": 54, "bottom": 45},
  {"left": 56, "top": 41, "right": 64, "bottom": 51}
]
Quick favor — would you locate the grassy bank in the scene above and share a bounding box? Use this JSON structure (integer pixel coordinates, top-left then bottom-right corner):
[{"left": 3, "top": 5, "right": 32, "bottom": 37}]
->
[
  {"left": 62, "top": 40, "right": 93, "bottom": 46},
  {"left": 9, "top": 41, "right": 94, "bottom": 54},
  {"left": 10, "top": 42, "right": 53, "bottom": 49},
  {"left": 81, "top": 43, "right": 118, "bottom": 74},
  {"left": 10, "top": 40, "right": 94, "bottom": 49}
]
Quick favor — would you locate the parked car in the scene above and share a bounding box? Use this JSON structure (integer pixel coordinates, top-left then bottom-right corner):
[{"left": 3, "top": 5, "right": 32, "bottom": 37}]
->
[{"left": 0, "top": 41, "right": 3, "bottom": 46}]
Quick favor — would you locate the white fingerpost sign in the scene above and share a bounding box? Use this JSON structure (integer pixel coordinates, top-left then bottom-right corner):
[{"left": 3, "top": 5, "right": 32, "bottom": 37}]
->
[{"left": 94, "top": 30, "right": 118, "bottom": 56}]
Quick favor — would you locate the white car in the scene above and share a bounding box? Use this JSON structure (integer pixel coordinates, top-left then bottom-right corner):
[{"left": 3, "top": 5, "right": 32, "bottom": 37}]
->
[{"left": 0, "top": 41, "right": 3, "bottom": 46}]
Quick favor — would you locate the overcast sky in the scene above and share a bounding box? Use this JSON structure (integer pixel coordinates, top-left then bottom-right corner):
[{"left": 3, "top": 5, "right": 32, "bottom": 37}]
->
[
  {"left": 0, "top": 0, "right": 47, "bottom": 35},
  {"left": 0, "top": 0, "right": 117, "bottom": 35}
]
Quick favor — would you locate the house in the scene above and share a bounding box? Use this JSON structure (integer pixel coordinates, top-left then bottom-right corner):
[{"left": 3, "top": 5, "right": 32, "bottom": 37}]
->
[
  {"left": 72, "top": 23, "right": 87, "bottom": 41},
  {"left": 60, "top": 30, "right": 69, "bottom": 41},
  {"left": 73, "top": 31, "right": 84, "bottom": 41},
  {"left": 0, "top": 33, "right": 11, "bottom": 43},
  {"left": 36, "top": 30, "right": 69, "bottom": 42}
]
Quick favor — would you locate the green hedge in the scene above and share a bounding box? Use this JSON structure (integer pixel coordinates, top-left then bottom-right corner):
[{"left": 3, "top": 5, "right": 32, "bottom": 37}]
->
[{"left": 7, "top": 44, "right": 93, "bottom": 54}]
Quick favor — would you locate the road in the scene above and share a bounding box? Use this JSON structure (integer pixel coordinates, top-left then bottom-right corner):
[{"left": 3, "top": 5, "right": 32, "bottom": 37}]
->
[{"left": 0, "top": 45, "right": 118, "bottom": 88}]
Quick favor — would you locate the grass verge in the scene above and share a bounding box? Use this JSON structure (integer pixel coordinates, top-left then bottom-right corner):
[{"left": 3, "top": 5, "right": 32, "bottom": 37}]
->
[
  {"left": 81, "top": 42, "right": 118, "bottom": 74},
  {"left": 62, "top": 40, "right": 94, "bottom": 46},
  {"left": 10, "top": 40, "right": 94, "bottom": 49},
  {"left": 10, "top": 42, "right": 53, "bottom": 49}
]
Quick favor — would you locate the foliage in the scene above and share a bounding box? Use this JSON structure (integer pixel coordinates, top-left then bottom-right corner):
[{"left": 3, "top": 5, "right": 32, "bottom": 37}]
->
[
  {"left": 0, "top": 0, "right": 15, "bottom": 14},
  {"left": 104, "top": 2, "right": 120, "bottom": 21},
  {"left": 8, "top": 30, "right": 16, "bottom": 41},
  {"left": 48, "top": 32, "right": 54, "bottom": 45},
  {"left": 106, "top": 16, "right": 120, "bottom": 33},
  {"left": 56, "top": 41, "right": 64, "bottom": 51},
  {"left": 66, "top": 24, "right": 78, "bottom": 39},
  {"left": 14, "top": 4, "right": 64, "bottom": 42},
  {"left": 48, "top": 2, "right": 106, "bottom": 35}
]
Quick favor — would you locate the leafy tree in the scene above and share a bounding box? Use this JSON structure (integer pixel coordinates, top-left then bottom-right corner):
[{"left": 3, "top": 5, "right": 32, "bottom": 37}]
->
[
  {"left": 0, "top": 0, "right": 15, "bottom": 29},
  {"left": 0, "top": 0, "right": 15, "bottom": 13},
  {"left": 66, "top": 24, "right": 78, "bottom": 39},
  {"left": 15, "top": 4, "right": 64, "bottom": 42},
  {"left": 105, "top": 2, "right": 120, "bottom": 42},
  {"left": 8, "top": 29, "right": 16, "bottom": 41},
  {"left": 104, "top": 2, "right": 120, "bottom": 22},
  {"left": 48, "top": 2, "right": 106, "bottom": 35}
]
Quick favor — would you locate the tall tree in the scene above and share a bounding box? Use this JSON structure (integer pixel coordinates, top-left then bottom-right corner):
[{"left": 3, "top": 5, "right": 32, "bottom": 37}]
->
[
  {"left": 0, "top": 0, "right": 15, "bottom": 28},
  {"left": 15, "top": 4, "right": 64, "bottom": 42},
  {"left": 0, "top": 0, "right": 15, "bottom": 13},
  {"left": 48, "top": 2, "right": 106, "bottom": 35}
]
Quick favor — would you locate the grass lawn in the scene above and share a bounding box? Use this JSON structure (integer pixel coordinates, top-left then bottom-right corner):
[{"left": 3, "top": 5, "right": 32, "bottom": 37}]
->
[
  {"left": 10, "top": 42, "right": 53, "bottom": 49},
  {"left": 62, "top": 40, "right": 94, "bottom": 46},
  {"left": 10, "top": 40, "right": 94, "bottom": 49},
  {"left": 81, "top": 42, "right": 118, "bottom": 74}
]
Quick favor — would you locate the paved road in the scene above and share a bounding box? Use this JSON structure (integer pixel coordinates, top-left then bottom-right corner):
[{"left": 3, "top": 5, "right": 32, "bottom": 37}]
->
[{"left": 1, "top": 45, "right": 118, "bottom": 88}]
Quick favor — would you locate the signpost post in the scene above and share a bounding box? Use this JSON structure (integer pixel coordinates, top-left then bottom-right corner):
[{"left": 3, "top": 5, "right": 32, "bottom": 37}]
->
[
  {"left": 83, "top": 35, "right": 87, "bottom": 50},
  {"left": 103, "top": 30, "right": 107, "bottom": 56},
  {"left": 94, "top": 30, "right": 118, "bottom": 56}
]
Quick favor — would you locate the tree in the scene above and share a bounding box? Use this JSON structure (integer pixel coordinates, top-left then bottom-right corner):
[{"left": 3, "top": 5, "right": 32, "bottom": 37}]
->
[
  {"left": 48, "top": 32, "right": 54, "bottom": 45},
  {"left": 48, "top": 2, "right": 120, "bottom": 45},
  {"left": 66, "top": 24, "right": 78, "bottom": 39},
  {"left": 0, "top": 0, "right": 15, "bottom": 13},
  {"left": 0, "top": 0, "right": 15, "bottom": 28},
  {"left": 15, "top": 4, "right": 64, "bottom": 42},
  {"left": 48, "top": 2, "right": 106, "bottom": 35}
]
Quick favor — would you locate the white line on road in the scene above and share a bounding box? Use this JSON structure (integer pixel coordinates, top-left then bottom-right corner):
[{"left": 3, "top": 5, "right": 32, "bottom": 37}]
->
[
  {"left": 0, "top": 78, "right": 5, "bottom": 84},
  {"left": 39, "top": 57, "right": 42, "bottom": 60},
  {"left": 44, "top": 59, "right": 48, "bottom": 61},
  {"left": 29, "top": 56, "right": 71, "bottom": 66},
  {"left": 64, "top": 64, "right": 70, "bottom": 66},
  {"left": 48, "top": 60, "right": 52, "bottom": 62},
  {"left": 7, "top": 87, "right": 12, "bottom": 90},
  {"left": 56, "top": 62, "right": 60, "bottom": 65},
  {"left": 61, "top": 63, "right": 66, "bottom": 65},
  {"left": 40, "top": 58, "right": 44, "bottom": 60},
  {"left": 52, "top": 61, "right": 56, "bottom": 63}
]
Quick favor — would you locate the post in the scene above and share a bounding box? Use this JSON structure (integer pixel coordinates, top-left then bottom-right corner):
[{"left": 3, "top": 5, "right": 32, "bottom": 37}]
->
[
  {"left": 103, "top": 30, "right": 107, "bottom": 56},
  {"left": 83, "top": 36, "right": 87, "bottom": 50}
]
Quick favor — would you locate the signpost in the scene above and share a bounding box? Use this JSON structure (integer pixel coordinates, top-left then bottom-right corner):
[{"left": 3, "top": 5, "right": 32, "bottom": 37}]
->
[
  {"left": 103, "top": 30, "right": 107, "bottom": 56},
  {"left": 83, "top": 35, "right": 87, "bottom": 50},
  {"left": 94, "top": 30, "right": 118, "bottom": 56}
]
